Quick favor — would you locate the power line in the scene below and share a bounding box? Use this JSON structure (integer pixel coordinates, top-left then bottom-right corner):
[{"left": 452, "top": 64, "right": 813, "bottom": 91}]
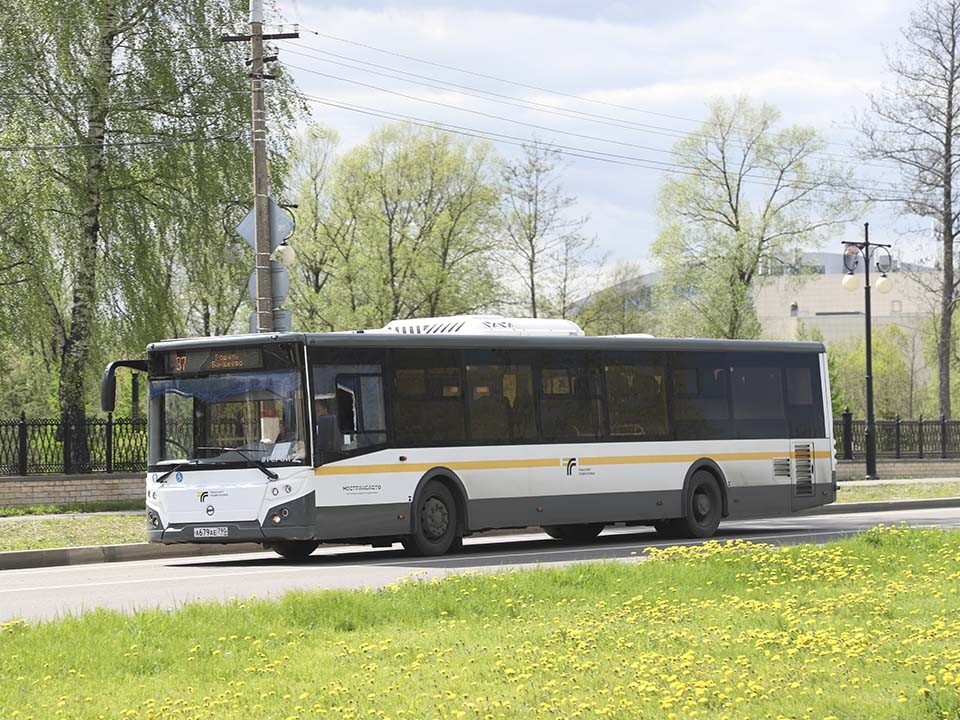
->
[
  {"left": 286, "top": 64, "right": 905, "bottom": 195},
  {"left": 281, "top": 40, "right": 898, "bottom": 175},
  {"left": 281, "top": 44, "right": 690, "bottom": 141},
  {"left": 284, "top": 62, "right": 686, "bottom": 158},
  {"left": 296, "top": 92, "right": 914, "bottom": 201},
  {"left": 295, "top": 26, "right": 894, "bottom": 164}
]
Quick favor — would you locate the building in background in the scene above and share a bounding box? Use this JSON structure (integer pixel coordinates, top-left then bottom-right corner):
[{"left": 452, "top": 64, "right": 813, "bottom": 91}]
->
[{"left": 753, "top": 252, "right": 936, "bottom": 345}]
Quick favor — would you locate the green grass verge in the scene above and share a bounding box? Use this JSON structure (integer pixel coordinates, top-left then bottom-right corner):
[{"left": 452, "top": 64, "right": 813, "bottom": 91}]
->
[
  {"left": 0, "top": 514, "right": 145, "bottom": 551},
  {"left": 838, "top": 481, "right": 960, "bottom": 503},
  {"left": 2, "top": 526, "right": 960, "bottom": 719},
  {"left": 0, "top": 500, "right": 144, "bottom": 518}
]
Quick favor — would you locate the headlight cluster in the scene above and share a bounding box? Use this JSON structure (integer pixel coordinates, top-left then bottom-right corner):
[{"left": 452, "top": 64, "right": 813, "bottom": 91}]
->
[{"left": 146, "top": 510, "right": 161, "bottom": 529}]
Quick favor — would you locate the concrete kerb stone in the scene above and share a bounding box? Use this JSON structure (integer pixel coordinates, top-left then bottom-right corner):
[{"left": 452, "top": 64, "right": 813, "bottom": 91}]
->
[
  {"left": 0, "top": 541, "right": 266, "bottom": 571},
  {"left": 2, "top": 497, "right": 960, "bottom": 571}
]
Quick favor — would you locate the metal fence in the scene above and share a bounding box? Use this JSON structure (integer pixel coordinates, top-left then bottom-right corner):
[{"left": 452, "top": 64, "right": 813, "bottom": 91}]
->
[
  {"left": 2, "top": 407, "right": 955, "bottom": 474},
  {"left": 833, "top": 408, "right": 960, "bottom": 460},
  {"left": 0, "top": 412, "right": 147, "bottom": 476}
]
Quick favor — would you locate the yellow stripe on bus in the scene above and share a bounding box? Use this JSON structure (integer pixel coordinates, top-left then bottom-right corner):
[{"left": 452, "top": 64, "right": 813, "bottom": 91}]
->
[{"left": 314, "top": 449, "right": 832, "bottom": 476}]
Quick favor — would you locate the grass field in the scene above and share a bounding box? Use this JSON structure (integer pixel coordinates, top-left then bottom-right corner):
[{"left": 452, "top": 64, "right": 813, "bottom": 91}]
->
[
  {"left": 837, "top": 481, "right": 960, "bottom": 503},
  {"left": 0, "top": 514, "right": 146, "bottom": 551},
  {"left": 2, "top": 526, "right": 959, "bottom": 719},
  {"left": 0, "top": 500, "right": 144, "bottom": 518}
]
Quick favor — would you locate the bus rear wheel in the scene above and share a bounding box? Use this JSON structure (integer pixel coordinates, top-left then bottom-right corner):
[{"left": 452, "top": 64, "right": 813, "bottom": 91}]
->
[
  {"left": 676, "top": 470, "right": 722, "bottom": 538},
  {"left": 402, "top": 481, "right": 459, "bottom": 556},
  {"left": 543, "top": 523, "right": 604, "bottom": 543},
  {"left": 271, "top": 540, "right": 320, "bottom": 561}
]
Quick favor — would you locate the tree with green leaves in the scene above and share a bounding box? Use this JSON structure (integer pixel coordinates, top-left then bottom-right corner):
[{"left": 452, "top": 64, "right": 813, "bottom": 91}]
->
[
  {"left": 828, "top": 324, "right": 934, "bottom": 419},
  {"left": 652, "top": 97, "right": 857, "bottom": 339},
  {"left": 498, "top": 141, "right": 595, "bottom": 318},
  {"left": 287, "top": 124, "right": 503, "bottom": 331},
  {"left": 858, "top": 0, "right": 960, "bottom": 419},
  {"left": 0, "top": 0, "right": 298, "bottom": 461}
]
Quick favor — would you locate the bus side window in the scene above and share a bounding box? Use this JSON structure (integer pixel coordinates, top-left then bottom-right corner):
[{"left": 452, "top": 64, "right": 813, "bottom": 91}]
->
[
  {"left": 785, "top": 358, "right": 824, "bottom": 438},
  {"left": 671, "top": 354, "right": 731, "bottom": 440},
  {"left": 312, "top": 363, "right": 386, "bottom": 457},
  {"left": 391, "top": 351, "right": 466, "bottom": 445},
  {"left": 540, "top": 352, "right": 599, "bottom": 440},
  {"left": 730, "top": 362, "right": 786, "bottom": 439}
]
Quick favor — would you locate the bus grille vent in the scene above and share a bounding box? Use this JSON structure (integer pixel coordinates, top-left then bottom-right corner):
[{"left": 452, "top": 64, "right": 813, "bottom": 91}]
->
[
  {"left": 773, "top": 457, "right": 791, "bottom": 479},
  {"left": 793, "top": 443, "right": 815, "bottom": 496},
  {"left": 395, "top": 322, "right": 466, "bottom": 335}
]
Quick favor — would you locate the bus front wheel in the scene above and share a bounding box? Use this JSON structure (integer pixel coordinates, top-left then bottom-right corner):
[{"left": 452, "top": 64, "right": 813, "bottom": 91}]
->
[
  {"left": 543, "top": 523, "right": 604, "bottom": 542},
  {"left": 402, "top": 481, "right": 459, "bottom": 556},
  {"left": 271, "top": 540, "right": 320, "bottom": 561},
  {"left": 676, "top": 470, "right": 722, "bottom": 538}
]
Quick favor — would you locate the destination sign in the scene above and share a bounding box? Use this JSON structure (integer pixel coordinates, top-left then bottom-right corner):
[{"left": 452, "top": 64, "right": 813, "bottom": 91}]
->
[{"left": 168, "top": 348, "right": 263, "bottom": 374}]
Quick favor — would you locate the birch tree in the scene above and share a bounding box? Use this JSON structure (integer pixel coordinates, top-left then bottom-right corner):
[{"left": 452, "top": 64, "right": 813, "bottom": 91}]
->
[{"left": 0, "top": 0, "right": 297, "bottom": 457}]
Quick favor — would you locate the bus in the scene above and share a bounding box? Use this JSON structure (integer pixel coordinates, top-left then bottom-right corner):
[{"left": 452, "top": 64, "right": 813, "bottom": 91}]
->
[{"left": 101, "top": 315, "right": 836, "bottom": 559}]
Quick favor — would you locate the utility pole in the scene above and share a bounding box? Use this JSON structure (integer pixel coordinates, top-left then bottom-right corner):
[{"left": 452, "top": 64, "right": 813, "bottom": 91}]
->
[
  {"left": 249, "top": 0, "right": 271, "bottom": 332},
  {"left": 223, "top": 1, "right": 298, "bottom": 333}
]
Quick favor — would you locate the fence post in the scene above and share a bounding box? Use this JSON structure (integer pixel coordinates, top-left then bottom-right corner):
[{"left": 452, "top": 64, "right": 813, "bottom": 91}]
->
[
  {"left": 17, "top": 411, "right": 27, "bottom": 476},
  {"left": 894, "top": 414, "right": 901, "bottom": 459},
  {"left": 62, "top": 418, "right": 72, "bottom": 474},
  {"left": 918, "top": 414, "right": 924, "bottom": 459},
  {"left": 942, "top": 414, "right": 948, "bottom": 459},
  {"left": 105, "top": 412, "right": 114, "bottom": 474},
  {"left": 841, "top": 407, "right": 853, "bottom": 460}
]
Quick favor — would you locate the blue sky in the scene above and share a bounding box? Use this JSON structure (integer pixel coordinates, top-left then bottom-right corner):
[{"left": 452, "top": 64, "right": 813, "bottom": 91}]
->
[{"left": 271, "top": 0, "right": 922, "bottom": 271}]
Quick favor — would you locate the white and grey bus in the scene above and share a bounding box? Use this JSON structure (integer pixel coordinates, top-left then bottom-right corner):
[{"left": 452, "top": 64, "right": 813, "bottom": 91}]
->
[{"left": 101, "top": 316, "right": 836, "bottom": 558}]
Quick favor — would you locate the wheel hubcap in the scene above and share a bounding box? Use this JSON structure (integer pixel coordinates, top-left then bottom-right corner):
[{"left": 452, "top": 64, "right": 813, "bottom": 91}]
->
[
  {"left": 422, "top": 497, "right": 449, "bottom": 539},
  {"left": 693, "top": 490, "right": 711, "bottom": 523}
]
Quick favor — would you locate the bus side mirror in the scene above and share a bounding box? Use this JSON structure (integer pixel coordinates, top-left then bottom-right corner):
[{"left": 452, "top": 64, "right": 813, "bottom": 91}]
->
[
  {"left": 101, "top": 360, "right": 149, "bottom": 413},
  {"left": 101, "top": 371, "right": 117, "bottom": 413}
]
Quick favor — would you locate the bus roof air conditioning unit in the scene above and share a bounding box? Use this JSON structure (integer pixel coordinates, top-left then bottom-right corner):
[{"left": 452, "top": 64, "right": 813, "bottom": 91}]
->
[{"left": 378, "top": 315, "right": 585, "bottom": 337}]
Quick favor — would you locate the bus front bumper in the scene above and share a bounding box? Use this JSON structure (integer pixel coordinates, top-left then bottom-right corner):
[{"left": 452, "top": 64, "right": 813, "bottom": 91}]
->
[{"left": 149, "top": 492, "right": 317, "bottom": 544}]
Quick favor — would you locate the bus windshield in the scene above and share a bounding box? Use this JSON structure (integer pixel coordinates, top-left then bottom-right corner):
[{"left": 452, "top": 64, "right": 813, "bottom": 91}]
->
[{"left": 148, "top": 369, "right": 306, "bottom": 466}]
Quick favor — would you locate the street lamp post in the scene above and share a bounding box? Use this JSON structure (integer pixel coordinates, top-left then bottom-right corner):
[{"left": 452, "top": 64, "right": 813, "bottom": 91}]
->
[{"left": 842, "top": 222, "right": 893, "bottom": 479}]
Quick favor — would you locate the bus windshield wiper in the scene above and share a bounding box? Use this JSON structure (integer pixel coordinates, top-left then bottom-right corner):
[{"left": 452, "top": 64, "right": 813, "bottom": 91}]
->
[{"left": 196, "top": 446, "right": 279, "bottom": 480}]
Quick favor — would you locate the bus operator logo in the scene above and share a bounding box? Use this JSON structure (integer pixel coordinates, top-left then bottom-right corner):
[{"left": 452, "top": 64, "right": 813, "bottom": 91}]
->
[{"left": 564, "top": 457, "right": 577, "bottom": 476}]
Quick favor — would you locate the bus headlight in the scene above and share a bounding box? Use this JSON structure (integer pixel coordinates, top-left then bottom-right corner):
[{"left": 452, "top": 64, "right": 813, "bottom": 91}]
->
[{"left": 271, "top": 513, "right": 282, "bottom": 524}]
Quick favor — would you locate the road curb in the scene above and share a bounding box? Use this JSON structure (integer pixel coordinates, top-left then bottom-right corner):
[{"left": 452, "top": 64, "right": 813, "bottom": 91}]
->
[
  {"left": 800, "top": 497, "right": 960, "bottom": 515},
  {"left": 3, "top": 497, "right": 960, "bottom": 571},
  {"left": 0, "top": 542, "right": 266, "bottom": 571}
]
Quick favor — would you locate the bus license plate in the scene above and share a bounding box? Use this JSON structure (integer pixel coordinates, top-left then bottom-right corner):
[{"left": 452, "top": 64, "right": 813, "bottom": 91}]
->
[{"left": 194, "top": 527, "right": 228, "bottom": 538}]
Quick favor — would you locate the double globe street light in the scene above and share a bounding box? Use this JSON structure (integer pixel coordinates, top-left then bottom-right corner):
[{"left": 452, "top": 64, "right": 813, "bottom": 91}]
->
[{"left": 842, "top": 221, "right": 893, "bottom": 479}]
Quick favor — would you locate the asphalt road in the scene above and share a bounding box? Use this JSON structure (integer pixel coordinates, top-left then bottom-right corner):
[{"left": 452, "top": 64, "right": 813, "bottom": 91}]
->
[{"left": 3, "top": 505, "right": 960, "bottom": 623}]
